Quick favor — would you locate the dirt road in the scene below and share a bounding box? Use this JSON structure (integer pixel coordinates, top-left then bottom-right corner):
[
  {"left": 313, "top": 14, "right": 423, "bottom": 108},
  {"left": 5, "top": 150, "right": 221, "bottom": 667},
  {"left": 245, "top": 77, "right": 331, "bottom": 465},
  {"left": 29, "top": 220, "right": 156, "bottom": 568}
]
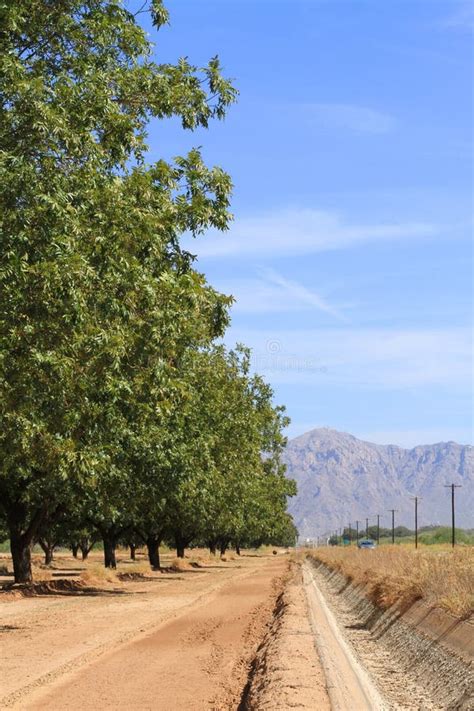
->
[
  {"left": 2, "top": 552, "right": 469, "bottom": 710},
  {"left": 1, "top": 553, "right": 288, "bottom": 710}
]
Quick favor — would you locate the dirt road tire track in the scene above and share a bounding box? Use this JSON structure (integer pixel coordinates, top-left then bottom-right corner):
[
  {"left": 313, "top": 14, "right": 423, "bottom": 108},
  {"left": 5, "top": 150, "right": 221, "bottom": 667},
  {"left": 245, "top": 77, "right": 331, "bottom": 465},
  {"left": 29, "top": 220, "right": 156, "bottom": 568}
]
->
[
  {"left": 11, "top": 557, "right": 287, "bottom": 711},
  {"left": 1, "top": 557, "right": 278, "bottom": 708}
]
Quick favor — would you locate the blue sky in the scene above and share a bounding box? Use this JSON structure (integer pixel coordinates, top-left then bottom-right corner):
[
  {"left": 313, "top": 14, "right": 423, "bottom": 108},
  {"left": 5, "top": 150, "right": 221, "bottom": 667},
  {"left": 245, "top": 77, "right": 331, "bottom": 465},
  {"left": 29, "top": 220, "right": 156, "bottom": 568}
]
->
[{"left": 140, "top": 0, "right": 472, "bottom": 447}]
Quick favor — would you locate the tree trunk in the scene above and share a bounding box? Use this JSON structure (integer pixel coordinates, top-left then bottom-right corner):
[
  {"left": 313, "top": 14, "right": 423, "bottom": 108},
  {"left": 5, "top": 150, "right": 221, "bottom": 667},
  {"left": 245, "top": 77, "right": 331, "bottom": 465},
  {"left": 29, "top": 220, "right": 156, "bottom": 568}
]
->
[
  {"left": 10, "top": 531, "right": 33, "bottom": 584},
  {"left": 7, "top": 501, "right": 47, "bottom": 584},
  {"left": 79, "top": 536, "right": 94, "bottom": 560},
  {"left": 71, "top": 543, "right": 79, "bottom": 558},
  {"left": 209, "top": 542, "right": 217, "bottom": 556},
  {"left": 174, "top": 531, "right": 188, "bottom": 559},
  {"left": 235, "top": 543, "right": 241, "bottom": 556},
  {"left": 146, "top": 536, "right": 161, "bottom": 570},
  {"left": 38, "top": 539, "right": 55, "bottom": 565},
  {"left": 129, "top": 543, "right": 136, "bottom": 561},
  {"left": 102, "top": 532, "right": 117, "bottom": 569},
  {"left": 219, "top": 541, "right": 228, "bottom": 556}
]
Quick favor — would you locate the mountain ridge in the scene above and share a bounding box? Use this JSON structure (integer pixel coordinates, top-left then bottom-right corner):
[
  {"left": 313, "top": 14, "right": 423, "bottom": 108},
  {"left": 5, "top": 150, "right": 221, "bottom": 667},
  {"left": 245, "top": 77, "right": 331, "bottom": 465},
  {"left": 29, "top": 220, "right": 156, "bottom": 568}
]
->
[
  {"left": 283, "top": 428, "right": 473, "bottom": 538},
  {"left": 290, "top": 426, "right": 467, "bottom": 449}
]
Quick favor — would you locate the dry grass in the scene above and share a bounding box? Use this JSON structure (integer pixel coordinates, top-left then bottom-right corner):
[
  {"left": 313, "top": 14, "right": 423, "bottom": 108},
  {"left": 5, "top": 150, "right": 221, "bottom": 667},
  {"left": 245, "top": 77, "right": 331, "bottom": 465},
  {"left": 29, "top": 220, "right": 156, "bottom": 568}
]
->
[
  {"left": 122, "top": 561, "right": 153, "bottom": 574},
  {"left": 31, "top": 559, "right": 54, "bottom": 582},
  {"left": 187, "top": 549, "right": 213, "bottom": 563},
  {"left": 308, "top": 546, "right": 474, "bottom": 618},
  {"left": 220, "top": 553, "right": 238, "bottom": 562},
  {"left": 167, "top": 550, "right": 234, "bottom": 570},
  {"left": 80, "top": 563, "right": 119, "bottom": 585},
  {"left": 48, "top": 556, "right": 160, "bottom": 585},
  {"left": 168, "top": 557, "right": 193, "bottom": 571}
]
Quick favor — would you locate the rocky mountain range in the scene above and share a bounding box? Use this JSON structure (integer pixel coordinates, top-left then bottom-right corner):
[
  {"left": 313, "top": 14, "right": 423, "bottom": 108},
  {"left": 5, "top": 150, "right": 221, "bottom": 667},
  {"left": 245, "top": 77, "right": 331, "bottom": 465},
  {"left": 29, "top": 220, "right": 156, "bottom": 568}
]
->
[{"left": 283, "top": 428, "right": 473, "bottom": 539}]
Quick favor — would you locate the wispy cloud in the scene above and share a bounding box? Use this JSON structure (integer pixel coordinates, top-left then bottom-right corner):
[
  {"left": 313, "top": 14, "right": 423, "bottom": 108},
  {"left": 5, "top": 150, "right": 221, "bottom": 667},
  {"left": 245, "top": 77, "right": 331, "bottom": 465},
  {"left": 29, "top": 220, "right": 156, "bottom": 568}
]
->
[
  {"left": 191, "top": 208, "right": 438, "bottom": 259},
  {"left": 306, "top": 103, "right": 396, "bottom": 134},
  {"left": 439, "top": 2, "right": 474, "bottom": 31},
  {"left": 218, "top": 268, "right": 348, "bottom": 321},
  {"left": 260, "top": 269, "right": 347, "bottom": 321}
]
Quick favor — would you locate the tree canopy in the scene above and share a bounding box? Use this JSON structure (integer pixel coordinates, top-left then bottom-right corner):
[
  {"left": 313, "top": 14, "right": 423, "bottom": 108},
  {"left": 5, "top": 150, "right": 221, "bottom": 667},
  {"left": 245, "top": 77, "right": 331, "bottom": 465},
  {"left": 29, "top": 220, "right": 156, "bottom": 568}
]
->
[{"left": 0, "top": 1, "right": 297, "bottom": 583}]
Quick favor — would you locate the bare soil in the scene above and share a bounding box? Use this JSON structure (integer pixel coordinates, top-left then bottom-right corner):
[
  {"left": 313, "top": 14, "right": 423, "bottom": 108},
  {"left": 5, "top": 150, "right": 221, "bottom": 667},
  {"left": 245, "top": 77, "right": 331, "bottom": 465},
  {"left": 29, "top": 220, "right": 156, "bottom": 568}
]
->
[
  {"left": 2, "top": 550, "right": 471, "bottom": 710},
  {"left": 241, "top": 564, "right": 330, "bottom": 710},
  {"left": 0, "top": 552, "right": 289, "bottom": 710}
]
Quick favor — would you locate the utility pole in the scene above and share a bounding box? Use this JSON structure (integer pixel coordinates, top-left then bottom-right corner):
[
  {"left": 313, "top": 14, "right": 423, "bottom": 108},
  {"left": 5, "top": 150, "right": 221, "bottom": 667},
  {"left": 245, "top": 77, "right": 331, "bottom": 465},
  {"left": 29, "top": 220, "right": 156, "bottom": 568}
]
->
[
  {"left": 376, "top": 514, "right": 381, "bottom": 545},
  {"left": 388, "top": 509, "right": 397, "bottom": 544},
  {"left": 410, "top": 497, "right": 420, "bottom": 549},
  {"left": 444, "top": 484, "right": 462, "bottom": 548},
  {"left": 365, "top": 517, "right": 369, "bottom": 538},
  {"left": 355, "top": 520, "right": 360, "bottom": 544},
  {"left": 348, "top": 522, "right": 352, "bottom": 545}
]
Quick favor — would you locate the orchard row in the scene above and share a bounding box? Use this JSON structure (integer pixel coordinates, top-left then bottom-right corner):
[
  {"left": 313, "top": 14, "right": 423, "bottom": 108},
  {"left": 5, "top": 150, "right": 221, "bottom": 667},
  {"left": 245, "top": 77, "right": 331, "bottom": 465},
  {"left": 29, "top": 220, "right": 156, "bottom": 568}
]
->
[{"left": 0, "top": 1, "right": 296, "bottom": 582}]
